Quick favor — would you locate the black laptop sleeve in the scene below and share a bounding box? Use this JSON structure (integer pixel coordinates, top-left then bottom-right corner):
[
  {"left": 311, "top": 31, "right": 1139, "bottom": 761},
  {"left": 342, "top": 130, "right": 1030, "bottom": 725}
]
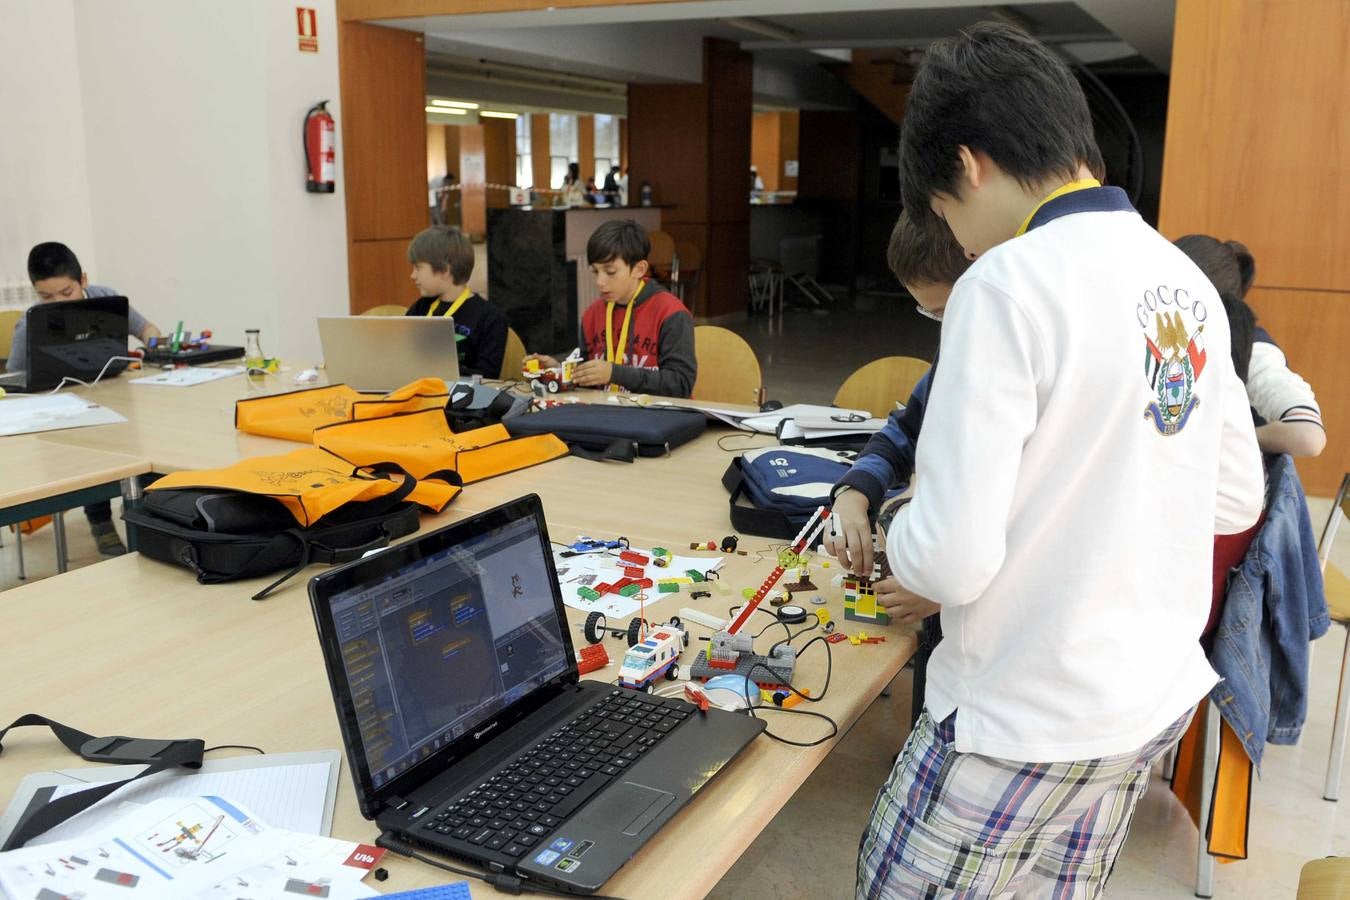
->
[{"left": 504, "top": 405, "right": 706, "bottom": 462}]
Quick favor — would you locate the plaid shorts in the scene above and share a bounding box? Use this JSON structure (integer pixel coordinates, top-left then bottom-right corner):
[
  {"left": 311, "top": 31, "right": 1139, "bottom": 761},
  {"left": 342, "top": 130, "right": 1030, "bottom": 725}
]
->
[{"left": 856, "top": 708, "right": 1192, "bottom": 899}]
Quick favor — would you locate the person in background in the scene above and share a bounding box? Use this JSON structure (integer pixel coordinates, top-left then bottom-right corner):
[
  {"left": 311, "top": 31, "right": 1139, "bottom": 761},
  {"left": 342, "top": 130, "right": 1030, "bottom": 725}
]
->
[
  {"left": 11, "top": 242, "right": 162, "bottom": 556},
  {"left": 523, "top": 219, "right": 695, "bottom": 397},
  {"left": 616, "top": 168, "right": 629, "bottom": 207},
  {"left": 561, "top": 162, "right": 587, "bottom": 207},
  {"left": 405, "top": 226, "right": 507, "bottom": 378},
  {"left": 1175, "top": 234, "right": 1326, "bottom": 457},
  {"left": 602, "top": 165, "right": 621, "bottom": 205}
]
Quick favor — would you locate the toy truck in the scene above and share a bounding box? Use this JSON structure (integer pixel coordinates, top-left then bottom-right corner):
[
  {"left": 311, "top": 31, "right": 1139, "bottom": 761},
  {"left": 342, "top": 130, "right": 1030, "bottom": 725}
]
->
[
  {"left": 616, "top": 619, "right": 689, "bottom": 693},
  {"left": 523, "top": 348, "right": 582, "bottom": 394}
]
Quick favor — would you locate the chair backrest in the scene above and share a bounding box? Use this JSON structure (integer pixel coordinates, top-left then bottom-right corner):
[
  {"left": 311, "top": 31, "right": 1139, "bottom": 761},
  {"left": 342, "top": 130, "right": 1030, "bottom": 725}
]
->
[
  {"left": 691, "top": 325, "right": 764, "bottom": 406},
  {"left": 501, "top": 326, "right": 526, "bottom": 380},
  {"left": 648, "top": 230, "right": 676, "bottom": 271},
  {"left": 833, "top": 356, "right": 932, "bottom": 419},
  {"left": 361, "top": 304, "right": 408, "bottom": 317},
  {"left": 673, "top": 240, "right": 702, "bottom": 273},
  {"left": 0, "top": 309, "right": 22, "bottom": 360},
  {"left": 1317, "top": 472, "right": 1350, "bottom": 573}
]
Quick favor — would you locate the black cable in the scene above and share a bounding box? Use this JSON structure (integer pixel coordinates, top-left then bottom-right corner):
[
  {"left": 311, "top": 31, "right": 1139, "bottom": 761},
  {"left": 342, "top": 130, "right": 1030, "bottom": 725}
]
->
[
  {"left": 203, "top": 744, "right": 265, "bottom": 755},
  {"left": 378, "top": 834, "right": 627, "bottom": 899},
  {"left": 746, "top": 702, "right": 840, "bottom": 748}
]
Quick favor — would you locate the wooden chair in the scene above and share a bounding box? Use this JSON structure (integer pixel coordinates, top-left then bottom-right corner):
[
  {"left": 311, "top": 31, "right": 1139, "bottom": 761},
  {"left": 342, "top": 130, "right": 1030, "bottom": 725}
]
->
[
  {"left": 648, "top": 230, "right": 676, "bottom": 282},
  {"left": 0, "top": 308, "right": 22, "bottom": 360},
  {"left": 1298, "top": 857, "right": 1350, "bottom": 898},
  {"left": 671, "top": 240, "right": 702, "bottom": 304},
  {"left": 360, "top": 304, "right": 407, "bottom": 316},
  {"left": 1318, "top": 473, "right": 1350, "bottom": 801},
  {"left": 691, "top": 326, "right": 764, "bottom": 406},
  {"left": 833, "top": 356, "right": 931, "bottom": 419},
  {"left": 501, "top": 327, "right": 526, "bottom": 380}
]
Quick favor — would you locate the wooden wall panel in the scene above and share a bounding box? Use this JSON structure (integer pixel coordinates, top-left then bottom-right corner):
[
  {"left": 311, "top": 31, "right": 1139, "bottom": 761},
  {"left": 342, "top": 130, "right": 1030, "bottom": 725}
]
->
[
  {"left": 751, "top": 113, "right": 780, "bottom": 192},
  {"left": 339, "top": 21, "right": 426, "bottom": 313},
  {"left": 530, "top": 113, "right": 551, "bottom": 190},
  {"left": 348, "top": 239, "right": 413, "bottom": 312},
  {"left": 628, "top": 82, "right": 708, "bottom": 223},
  {"left": 459, "top": 124, "right": 487, "bottom": 237},
  {"left": 705, "top": 38, "right": 751, "bottom": 228},
  {"left": 577, "top": 115, "right": 595, "bottom": 184},
  {"left": 482, "top": 117, "right": 515, "bottom": 209},
  {"left": 779, "top": 110, "right": 799, "bottom": 194},
  {"left": 1245, "top": 287, "right": 1349, "bottom": 496},
  {"left": 426, "top": 124, "right": 447, "bottom": 182},
  {"left": 1158, "top": 0, "right": 1350, "bottom": 292},
  {"left": 338, "top": 22, "right": 426, "bottom": 242}
]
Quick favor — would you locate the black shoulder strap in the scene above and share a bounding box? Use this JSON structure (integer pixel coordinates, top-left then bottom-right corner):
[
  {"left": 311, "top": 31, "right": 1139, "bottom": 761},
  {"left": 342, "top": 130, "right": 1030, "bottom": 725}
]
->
[{"left": 0, "top": 714, "right": 204, "bottom": 850}]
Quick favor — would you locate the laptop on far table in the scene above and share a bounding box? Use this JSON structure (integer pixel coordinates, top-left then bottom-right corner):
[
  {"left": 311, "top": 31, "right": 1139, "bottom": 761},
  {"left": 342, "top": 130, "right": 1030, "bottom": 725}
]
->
[
  {"left": 317, "top": 315, "right": 460, "bottom": 392},
  {"left": 308, "top": 494, "right": 764, "bottom": 895},
  {"left": 0, "top": 297, "right": 130, "bottom": 393}
]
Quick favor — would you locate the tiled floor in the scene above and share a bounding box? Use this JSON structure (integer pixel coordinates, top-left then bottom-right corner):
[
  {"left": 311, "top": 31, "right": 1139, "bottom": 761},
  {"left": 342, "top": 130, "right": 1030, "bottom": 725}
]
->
[{"left": 3, "top": 302, "right": 1345, "bottom": 899}]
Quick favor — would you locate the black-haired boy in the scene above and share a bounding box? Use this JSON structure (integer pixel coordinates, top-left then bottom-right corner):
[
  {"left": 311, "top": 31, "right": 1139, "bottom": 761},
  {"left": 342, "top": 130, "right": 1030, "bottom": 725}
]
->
[
  {"left": 405, "top": 226, "right": 507, "bottom": 378},
  {"left": 525, "top": 219, "right": 695, "bottom": 397},
  {"left": 856, "top": 22, "right": 1263, "bottom": 898},
  {"left": 9, "top": 243, "right": 160, "bottom": 557}
]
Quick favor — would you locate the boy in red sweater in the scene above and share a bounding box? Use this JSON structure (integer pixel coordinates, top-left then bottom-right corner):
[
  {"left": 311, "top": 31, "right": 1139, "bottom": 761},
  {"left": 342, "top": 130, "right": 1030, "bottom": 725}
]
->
[{"left": 525, "top": 219, "right": 696, "bottom": 397}]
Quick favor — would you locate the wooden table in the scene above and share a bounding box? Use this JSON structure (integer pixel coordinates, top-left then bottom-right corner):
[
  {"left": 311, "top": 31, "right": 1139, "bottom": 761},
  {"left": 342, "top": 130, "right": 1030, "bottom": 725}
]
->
[
  {"left": 0, "top": 436, "right": 151, "bottom": 573},
  {"left": 2, "top": 373, "right": 916, "bottom": 898}
]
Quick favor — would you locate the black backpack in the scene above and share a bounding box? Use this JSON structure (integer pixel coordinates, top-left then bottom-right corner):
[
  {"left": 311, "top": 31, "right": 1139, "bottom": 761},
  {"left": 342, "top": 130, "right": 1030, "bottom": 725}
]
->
[{"left": 122, "top": 477, "right": 420, "bottom": 600}]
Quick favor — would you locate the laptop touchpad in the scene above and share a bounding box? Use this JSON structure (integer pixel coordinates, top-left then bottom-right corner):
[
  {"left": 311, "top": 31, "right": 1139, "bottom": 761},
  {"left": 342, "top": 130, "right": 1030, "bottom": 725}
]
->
[{"left": 589, "top": 782, "right": 676, "bottom": 836}]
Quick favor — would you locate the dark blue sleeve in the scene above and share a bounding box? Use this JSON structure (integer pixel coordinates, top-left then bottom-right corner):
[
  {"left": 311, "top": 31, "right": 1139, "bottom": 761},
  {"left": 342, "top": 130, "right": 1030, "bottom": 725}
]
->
[{"left": 832, "top": 369, "right": 931, "bottom": 512}]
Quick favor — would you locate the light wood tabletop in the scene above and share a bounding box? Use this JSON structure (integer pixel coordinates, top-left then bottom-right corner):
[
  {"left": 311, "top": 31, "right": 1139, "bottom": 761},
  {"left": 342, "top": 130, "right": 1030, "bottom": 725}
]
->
[
  {"left": 3, "top": 372, "right": 914, "bottom": 898},
  {"left": 0, "top": 437, "right": 149, "bottom": 510}
]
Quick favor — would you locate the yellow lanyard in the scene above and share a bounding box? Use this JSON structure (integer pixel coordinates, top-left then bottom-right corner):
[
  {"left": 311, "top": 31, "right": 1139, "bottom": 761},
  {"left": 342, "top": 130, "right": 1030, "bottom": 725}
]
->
[
  {"left": 605, "top": 282, "right": 643, "bottom": 363},
  {"left": 1014, "top": 178, "right": 1101, "bottom": 237},
  {"left": 428, "top": 287, "right": 471, "bottom": 318}
]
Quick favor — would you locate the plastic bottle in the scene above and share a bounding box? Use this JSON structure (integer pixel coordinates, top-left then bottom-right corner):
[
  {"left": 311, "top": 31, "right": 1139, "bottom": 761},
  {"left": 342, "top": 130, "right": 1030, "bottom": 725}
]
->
[{"left": 640, "top": 182, "right": 653, "bottom": 207}]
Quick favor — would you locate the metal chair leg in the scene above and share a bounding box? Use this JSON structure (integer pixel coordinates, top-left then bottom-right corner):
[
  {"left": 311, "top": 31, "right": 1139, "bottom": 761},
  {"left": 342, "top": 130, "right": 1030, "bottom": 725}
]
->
[
  {"left": 1195, "top": 701, "right": 1219, "bottom": 897},
  {"left": 52, "top": 512, "right": 68, "bottom": 574},
  {"left": 15, "top": 528, "right": 25, "bottom": 580},
  {"left": 1325, "top": 626, "right": 1350, "bottom": 801},
  {"left": 1162, "top": 744, "right": 1177, "bottom": 781}
]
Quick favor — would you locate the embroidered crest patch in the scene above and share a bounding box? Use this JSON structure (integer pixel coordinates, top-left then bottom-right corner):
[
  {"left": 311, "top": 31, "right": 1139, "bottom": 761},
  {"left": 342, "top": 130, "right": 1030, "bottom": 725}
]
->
[{"left": 1143, "top": 310, "right": 1206, "bottom": 435}]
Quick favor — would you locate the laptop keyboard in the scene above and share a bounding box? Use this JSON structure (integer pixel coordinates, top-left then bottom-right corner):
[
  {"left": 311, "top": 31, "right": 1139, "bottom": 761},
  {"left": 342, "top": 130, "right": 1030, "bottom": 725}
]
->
[{"left": 418, "top": 689, "right": 694, "bottom": 860}]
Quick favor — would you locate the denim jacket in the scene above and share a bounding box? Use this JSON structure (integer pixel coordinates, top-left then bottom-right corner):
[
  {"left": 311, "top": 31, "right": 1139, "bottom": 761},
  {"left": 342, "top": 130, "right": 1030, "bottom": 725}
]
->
[
  {"left": 1210, "top": 453, "right": 1330, "bottom": 768},
  {"left": 833, "top": 366, "right": 933, "bottom": 511}
]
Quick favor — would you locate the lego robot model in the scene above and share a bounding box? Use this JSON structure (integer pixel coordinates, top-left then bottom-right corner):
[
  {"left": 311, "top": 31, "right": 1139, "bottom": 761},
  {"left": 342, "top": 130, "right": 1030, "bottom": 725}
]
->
[
  {"left": 691, "top": 506, "right": 829, "bottom": 689},
  {"left": 522, "top": 348, "right": 582, "bottom": 395}
]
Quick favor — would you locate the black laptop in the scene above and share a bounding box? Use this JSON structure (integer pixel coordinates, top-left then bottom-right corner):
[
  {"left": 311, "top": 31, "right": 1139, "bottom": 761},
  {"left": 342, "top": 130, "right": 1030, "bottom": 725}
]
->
[
  {"left": 0, "top": 296, "right": 130, "bottom": 392},
  {"left": 308, "top": 495, "right": 764, "bottom": 895}
]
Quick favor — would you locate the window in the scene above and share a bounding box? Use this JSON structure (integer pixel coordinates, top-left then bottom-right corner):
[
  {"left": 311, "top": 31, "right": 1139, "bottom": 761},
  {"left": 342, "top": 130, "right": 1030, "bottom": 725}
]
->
[
  {"left": 515, "top": 115, "right": 532, "bottom": 187},
  {"left": 549, "top": 113, "right": 578, "bottom": 188},
  {"left": 594, "top": 114, "right": 620, "bottom": 185}
]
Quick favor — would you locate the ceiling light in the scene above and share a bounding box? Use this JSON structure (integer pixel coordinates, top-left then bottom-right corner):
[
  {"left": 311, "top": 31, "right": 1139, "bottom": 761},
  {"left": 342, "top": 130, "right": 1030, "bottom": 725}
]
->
[
  {"left": 425, "top": 105, "right": 467, "bottom": 115},
  {"left": 431, "top": 99, "right": 479, "bottom": 109},
  {"left": 719, "top": 17, "right": 799, "bottom": 43},
  {"left": 479, "top": 111, "right": 519, "bottom": 120}
]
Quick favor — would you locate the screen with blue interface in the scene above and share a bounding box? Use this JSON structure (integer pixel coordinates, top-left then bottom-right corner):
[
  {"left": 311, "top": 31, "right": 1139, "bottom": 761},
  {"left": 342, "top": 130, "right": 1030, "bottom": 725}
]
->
[{"left": 329, "top": 517, "right": 569, "bottom": 788}]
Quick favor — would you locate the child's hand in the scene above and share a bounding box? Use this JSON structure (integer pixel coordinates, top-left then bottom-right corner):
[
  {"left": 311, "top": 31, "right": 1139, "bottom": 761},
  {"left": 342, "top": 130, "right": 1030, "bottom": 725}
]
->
[
  {"left": 824, "top": 489, "right": 873, "bottom": 575},
  {"left": 523, "top": 353, "right": 560, "bottom": 370},
  {"left": 572, "top": 360, "right": 613, "bottom": 388},
  {"left": 873, "top": 577, "right": 940, "bottom": 624}
]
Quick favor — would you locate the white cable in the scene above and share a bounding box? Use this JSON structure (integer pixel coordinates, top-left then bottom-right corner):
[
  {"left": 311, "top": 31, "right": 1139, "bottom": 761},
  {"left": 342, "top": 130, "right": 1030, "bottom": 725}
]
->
[{"left": 45, "top": 356, "right": 142, "bottom": 395}]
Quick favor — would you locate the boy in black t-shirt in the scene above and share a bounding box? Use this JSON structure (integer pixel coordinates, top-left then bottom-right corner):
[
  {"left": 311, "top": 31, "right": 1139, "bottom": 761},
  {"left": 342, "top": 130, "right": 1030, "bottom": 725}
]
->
[{"left": 405, "top": 226, "right": 507, "bottom": 378}]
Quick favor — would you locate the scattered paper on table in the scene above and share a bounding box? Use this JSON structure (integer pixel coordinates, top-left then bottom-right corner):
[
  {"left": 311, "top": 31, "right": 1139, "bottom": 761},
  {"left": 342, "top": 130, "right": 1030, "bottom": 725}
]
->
[
  {"left": 0, "top": 796, "right": 382, "bottom": 900},
  {"left": 554, "top": 544, "right": 723, "bottom": 618},
  {"left": 0, "top": 393, "right": 126, "bottom": 436},
  {"left": 129, "top": 366, "right": 245, "bottom": 387}
]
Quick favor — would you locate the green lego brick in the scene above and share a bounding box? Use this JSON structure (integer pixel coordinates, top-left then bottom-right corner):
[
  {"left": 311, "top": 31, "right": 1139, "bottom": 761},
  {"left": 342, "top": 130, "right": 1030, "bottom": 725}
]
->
[
  {"left": 619, "top": 583, "right": 642, "bottom": 597},
  {"left": 657, "top": 582, "right": 679, "bottom": 593},
  {"left": 685, "top": 569, "right": 706, "bottom": 582},
  {"left": 577, "top": 586, "right": 601, "bottom": 601}
]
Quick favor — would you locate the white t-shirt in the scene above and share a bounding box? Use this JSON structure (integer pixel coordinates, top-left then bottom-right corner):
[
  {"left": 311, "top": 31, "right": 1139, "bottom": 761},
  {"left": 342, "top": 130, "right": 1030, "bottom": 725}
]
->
[{"left": 887, "top": 189, "right": 1265, "bottom": 763}]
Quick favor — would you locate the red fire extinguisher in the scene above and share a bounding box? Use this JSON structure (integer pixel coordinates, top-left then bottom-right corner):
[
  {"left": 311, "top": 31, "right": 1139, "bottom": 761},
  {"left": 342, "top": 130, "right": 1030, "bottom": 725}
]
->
[{"left": 304, "top": 100, "right": 336, "bottom": 193}]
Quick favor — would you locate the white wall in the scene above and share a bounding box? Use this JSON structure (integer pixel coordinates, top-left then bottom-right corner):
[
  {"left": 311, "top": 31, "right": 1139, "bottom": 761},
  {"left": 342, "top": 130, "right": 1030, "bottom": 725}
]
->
[
  {"left": 0, "top": 0, "right": 98, "bottom": 297},
  {"left": 0, "top": 0, "right": 349, "bottom": 360}
]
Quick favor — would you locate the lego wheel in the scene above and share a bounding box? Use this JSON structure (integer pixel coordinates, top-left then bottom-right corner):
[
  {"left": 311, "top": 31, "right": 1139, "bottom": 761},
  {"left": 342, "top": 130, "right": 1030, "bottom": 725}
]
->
[
  {"left": 666, "top": 663, "right": 679, "bottom": 681},
  {"left": 583, "top": 611, "right": 607, "bottom": 645},
  {"left": 547, "top": 380, "right": 559, "bottom": 393},
  {"left": 626, "top": 617, "right": 645, "bottom": 647},
  {"left": 824, "top": 620, "right": 836, "bottom": 633},
  {"left": 641, "top": 681, "right": 654, "bottom": 693},
  {"left": 669, "top": 615, "right": 681, "bottom": 628}
]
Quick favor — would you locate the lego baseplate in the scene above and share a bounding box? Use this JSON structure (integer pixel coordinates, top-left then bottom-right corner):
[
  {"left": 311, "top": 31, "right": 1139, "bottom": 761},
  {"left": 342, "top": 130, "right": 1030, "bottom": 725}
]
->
[{"left": 688, "top": 652, "right": 793, "bottom": 688}]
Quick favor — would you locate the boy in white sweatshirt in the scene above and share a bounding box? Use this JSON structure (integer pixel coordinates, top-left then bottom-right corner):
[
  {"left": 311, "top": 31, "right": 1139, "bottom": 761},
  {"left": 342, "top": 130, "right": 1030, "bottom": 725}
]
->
[{"left": 855, "top": 22, "right": 1264, "bottom": 899}]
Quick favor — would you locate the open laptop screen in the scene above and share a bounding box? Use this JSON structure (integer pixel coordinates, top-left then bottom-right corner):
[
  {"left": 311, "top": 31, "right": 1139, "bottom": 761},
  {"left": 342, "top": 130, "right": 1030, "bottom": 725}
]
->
[{"left": 326, "top": 511, "right": 571, "bottom": 792}]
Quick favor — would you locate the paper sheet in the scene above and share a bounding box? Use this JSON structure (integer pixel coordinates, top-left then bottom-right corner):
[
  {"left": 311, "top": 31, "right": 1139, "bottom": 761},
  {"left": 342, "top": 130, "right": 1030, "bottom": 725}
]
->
[
  {"left": 0, "top": 393, "right": 127, "bottom": 436},
  {"left": 0, "top": 797, "right": 381, "bottom": 900},
  {"left": 129, "top": 366, "right": 244, "bottom": 387},
  {"left": 739, "top": 403, "right": 878, "bottom": 435},
  {"left": 553, "top": 544, "right": 723, "bottom": 618}
]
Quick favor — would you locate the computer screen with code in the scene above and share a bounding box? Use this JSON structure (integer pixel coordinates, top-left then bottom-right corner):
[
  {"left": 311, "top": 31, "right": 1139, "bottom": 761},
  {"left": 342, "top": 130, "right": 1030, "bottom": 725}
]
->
[{"left": 330, "top": 516, "right": 569, "bottom": 788}]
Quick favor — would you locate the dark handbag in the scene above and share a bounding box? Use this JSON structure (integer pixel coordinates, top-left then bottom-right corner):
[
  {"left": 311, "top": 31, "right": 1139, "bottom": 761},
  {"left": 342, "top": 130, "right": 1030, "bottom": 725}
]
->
[
  {"left": 504, "top": 404, "right": 706, "bottom": 462},
  {"left": 122, "top": 477, "right": 420, "bottom": 600}
]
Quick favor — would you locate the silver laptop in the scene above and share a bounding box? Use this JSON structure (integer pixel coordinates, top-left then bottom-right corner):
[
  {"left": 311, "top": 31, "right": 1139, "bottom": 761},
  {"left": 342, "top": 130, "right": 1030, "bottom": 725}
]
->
[{"left": 318, "top": 316, "right": 461, "bottom": 392}]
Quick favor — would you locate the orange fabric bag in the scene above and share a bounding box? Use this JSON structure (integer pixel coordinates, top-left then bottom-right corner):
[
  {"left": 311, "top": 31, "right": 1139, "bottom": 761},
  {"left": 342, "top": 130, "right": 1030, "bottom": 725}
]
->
[
  {"left": 312, "top": 408, "right": 568, "bottom": 484},
  {"left": 234, "top": 379, "right": 450, "bottom": 443},
  {"left": 147, "top": 446, "right": 460, "bottom": 525}
]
